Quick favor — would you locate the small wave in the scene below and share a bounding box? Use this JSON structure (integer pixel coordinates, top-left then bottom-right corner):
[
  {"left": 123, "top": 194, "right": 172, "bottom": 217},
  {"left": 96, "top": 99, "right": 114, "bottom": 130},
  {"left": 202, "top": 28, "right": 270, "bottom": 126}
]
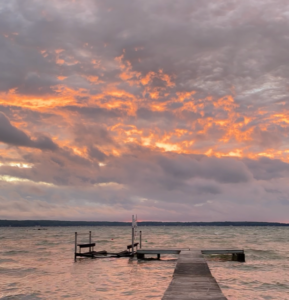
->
[
  {"left": 0, "top": 267, "right": 37, "bottom": 277},
  {"left": 95, "top": 240, "right": 111, "bottom": 243},
  {"left": 2, "top": 251, "right": 30, "bottom": 256},
  {"left": 0, "top": 258, "right": 16, "bottom": 263},
  {"left": 248, "top": 249, "right": 283, "bottom": 260},
  {"left": 35, "top": 241, "right": 57, "bottom": 246},
  {"left": 260, "top": 282, "right": 289, "bottom": 290},
  {"left": 249, "top": 249, "right": 275, "bottom": 253},
  {"left": 0, "top": 293, "right": 42, "bottom": 300}
]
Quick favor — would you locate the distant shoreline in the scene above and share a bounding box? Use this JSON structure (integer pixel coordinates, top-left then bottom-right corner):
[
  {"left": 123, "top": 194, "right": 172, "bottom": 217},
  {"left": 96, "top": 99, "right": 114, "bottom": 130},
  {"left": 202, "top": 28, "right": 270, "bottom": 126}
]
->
[{"left": 0, "top": 220, "right": 288, "bottom": 227}]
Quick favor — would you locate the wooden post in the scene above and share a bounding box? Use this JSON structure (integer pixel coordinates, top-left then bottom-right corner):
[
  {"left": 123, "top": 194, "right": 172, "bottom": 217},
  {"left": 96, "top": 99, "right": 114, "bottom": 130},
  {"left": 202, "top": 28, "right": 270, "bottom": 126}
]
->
[
  {"left": 140, "top": 231, "right": 142, "bottom": 249},
  {"left": 132, "top": 228, "right": 134, "bottom": 254},
  {"left": 74, "top": 232, "right": 77, "bottom": 262},
  {"left": 157, "top": 254, "right": 160, "bottom": 260},
  {"left": 89, "top": 231, "right": 92, "bottom": 253},
  {"left": 132, "top": 215, "right": 135, "bottom": 254},
  {"left": 238, "top": 253, "right": 245, "bottom": 262}
]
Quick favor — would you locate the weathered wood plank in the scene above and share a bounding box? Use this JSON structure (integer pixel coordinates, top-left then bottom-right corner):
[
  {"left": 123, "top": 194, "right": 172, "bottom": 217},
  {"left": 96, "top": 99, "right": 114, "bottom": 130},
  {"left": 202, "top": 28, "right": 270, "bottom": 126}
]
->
[
  {"left": 136, "top": 249, "right": 186, "bottom": 255},
  {"left": 137, "top": 249, "right": 243, "bottom": 255},
  {"left": 161, "top": 250, "right": 228, "bottom": 300},
  {"left": 201, "top": 249, "right": 244, "bottom": 255}
]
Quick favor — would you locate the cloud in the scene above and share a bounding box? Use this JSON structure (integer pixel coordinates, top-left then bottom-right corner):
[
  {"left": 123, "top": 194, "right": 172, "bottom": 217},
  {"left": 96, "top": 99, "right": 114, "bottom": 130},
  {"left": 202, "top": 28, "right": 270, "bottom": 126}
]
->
[
  {"left": 87, "top": 146, "right": 107, "bottom": 162},
  {"left": 157, "top": 155, "right": 252, "bottom": 184},
  {"left": 244, "top": 157, "right": 289, "bottom": 181},
  {"left": 0, "top": 0, "right": 289, "bottom": 221},
  {"left": 0, "top": 112, "right": 58, "bottom": 150},
  {"left": 1, "top": 146, "right": 289, "bottom": 221}
]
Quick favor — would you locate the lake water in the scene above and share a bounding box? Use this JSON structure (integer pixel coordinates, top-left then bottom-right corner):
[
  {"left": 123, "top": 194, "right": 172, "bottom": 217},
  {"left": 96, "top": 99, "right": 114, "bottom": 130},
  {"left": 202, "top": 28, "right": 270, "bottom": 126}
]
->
[{"left": 0, "top": 226, "right": 288, "bottom": 300}]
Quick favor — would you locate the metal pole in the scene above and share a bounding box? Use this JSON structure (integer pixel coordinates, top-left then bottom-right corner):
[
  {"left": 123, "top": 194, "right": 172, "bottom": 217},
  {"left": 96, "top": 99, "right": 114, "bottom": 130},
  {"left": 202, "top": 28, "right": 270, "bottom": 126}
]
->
[
  {"left": 89, "top": 231, "right": 92, "bottom": 252},
  {"left": 140, "top": 231, "right": 142, "bottom": 249},
  {"left": 74, "top": 232, "right": 77, "bottom": 262}
]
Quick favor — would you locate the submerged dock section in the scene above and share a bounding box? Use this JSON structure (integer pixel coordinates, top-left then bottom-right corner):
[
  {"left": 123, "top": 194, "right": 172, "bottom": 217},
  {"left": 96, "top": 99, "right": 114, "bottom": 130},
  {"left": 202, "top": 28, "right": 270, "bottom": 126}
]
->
[
  {"left": 74, "top": 229, "right": 138, "bottom": 260},
  {"left": 162, "top": 250, "right": 228, "bottom": 300}
]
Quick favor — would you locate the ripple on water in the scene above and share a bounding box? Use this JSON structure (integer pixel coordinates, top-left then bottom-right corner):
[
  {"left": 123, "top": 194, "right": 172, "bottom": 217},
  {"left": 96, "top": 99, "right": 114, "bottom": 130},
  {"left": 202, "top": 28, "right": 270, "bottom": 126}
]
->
[
  {"left": 0, "top": 259, "right": 16, "bottom": 263},
  {"left": 2, "top": 251, "right": 30, "bottom": 256},
  {"left": 0, "top": 294, "right": 42, "bottom": 300},
  {"left": 0, "top": 267, "right": 37, "bottom": 277},
  {"left": 0, "top": 226, "right": 289, "bottom": 300}
]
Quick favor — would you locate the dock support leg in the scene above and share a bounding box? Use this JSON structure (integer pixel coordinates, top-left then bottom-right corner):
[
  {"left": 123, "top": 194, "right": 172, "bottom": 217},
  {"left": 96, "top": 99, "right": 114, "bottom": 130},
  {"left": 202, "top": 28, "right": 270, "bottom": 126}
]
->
[
  {"left": 140, "top": 231, "right": 142, "bottom": 249},
  {"left": 74, "top": 232, "right": 77, "bottom": 262},
  {"left": 237, "top": 253, "right": 245, "bottom": 262},
  {"left": 132, "top": 222, "right": 135, "bottom": 254},
  {"left": 157, "top": 254, "right": 160, "bottom": 260},
  {"left": 232, "top": 253, "right": 245, "bottom": 262},
  {"left": 137, "top": 253, "right": 145, "bottom": 259}
]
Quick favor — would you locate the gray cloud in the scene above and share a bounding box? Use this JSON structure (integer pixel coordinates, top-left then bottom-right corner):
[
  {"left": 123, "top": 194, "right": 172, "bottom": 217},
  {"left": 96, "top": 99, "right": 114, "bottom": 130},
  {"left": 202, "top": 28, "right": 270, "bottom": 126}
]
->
[
  {"left": 1, "top": 0, "right": 289, "bottom": 221},
  {"left": 64, "top": 106, "right": 124, "bottom": 121},
  {"left": 244, "top": 157, "right": 289, "bottom": 181},
  {"left": 87, "top": 146, "right": 107, "bottom": 162},
  {"left": 1, "top": 149, "right": 289, "bottom": 221},
  {"left": 0, "top": 112, "right": 58, "bottom": 150},
  {"left": 1, "top": 0, "right": 288, "bottom": 100}
]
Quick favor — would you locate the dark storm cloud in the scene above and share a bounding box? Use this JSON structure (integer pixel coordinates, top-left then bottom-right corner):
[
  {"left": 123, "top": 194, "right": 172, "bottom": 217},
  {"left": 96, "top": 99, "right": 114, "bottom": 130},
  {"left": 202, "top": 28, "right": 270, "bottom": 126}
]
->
[{"left": 0, "top": 112, "right": 58, "bottom": 150}]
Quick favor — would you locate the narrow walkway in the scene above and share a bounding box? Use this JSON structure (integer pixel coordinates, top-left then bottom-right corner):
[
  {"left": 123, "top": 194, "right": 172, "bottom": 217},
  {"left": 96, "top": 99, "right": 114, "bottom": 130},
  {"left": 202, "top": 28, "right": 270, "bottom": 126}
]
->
[{"left": 162, "top": 250, "right": 228, "bottom": 300}]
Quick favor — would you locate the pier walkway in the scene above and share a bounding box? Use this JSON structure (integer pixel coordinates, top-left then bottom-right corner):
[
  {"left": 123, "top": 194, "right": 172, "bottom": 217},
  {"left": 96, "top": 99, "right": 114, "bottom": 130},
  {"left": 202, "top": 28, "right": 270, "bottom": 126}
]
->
[
  {"left": 136, "top": 248, "right": 245, "bottom": 299},
  {"left": 162, "top": 250, "right": 228, "bottom": 300}
]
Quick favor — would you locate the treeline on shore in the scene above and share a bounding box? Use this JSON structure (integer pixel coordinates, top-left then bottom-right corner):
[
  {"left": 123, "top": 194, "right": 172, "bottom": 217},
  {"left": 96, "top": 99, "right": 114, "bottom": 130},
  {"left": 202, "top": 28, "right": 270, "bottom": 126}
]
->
[{"left": 0, "top": 220, "right": 288, "bottom": 227}]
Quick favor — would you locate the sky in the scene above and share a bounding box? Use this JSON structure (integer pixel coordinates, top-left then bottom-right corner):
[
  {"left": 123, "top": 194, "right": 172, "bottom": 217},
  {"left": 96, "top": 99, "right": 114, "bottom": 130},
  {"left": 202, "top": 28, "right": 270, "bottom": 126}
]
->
[{"left": 0, "top": 0, "right": 289, "bottom": 222}]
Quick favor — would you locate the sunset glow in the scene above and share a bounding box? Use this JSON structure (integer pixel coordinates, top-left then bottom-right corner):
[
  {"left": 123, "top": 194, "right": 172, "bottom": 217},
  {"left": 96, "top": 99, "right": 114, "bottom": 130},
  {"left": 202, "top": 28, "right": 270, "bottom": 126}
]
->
[{"left": 1, "top": 0, "right": 289, "bottom": 221}]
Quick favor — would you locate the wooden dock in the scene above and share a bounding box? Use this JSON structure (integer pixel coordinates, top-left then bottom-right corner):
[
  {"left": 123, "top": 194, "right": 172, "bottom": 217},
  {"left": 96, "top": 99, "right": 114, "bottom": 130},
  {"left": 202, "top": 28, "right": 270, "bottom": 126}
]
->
[
  {"left": 136, "top": 248, "right": 245, "bottom": 299},
  {"left": 136, "top": 248, "right": 245, "bottom": 262},
  {"left": 73, "top": 222, "right": 245, "bottom": 299},
  {"left": 162, "top": 250, "right": 228, "bottom": 300}
]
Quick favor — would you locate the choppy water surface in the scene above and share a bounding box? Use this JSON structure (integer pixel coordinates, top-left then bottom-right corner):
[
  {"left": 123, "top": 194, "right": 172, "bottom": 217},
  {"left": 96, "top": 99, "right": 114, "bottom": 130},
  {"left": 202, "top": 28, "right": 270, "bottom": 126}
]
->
[{"left": 0, "top": 226, "right": 288, "bottom": 300}]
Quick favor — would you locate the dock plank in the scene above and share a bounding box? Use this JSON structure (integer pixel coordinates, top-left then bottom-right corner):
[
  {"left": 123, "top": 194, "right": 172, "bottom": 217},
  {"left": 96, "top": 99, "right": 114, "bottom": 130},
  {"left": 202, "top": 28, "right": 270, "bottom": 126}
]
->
[
  {"left": 137, "top": 249, "right": 243, "bottom": 255},
  {"left": 161, "top": 250, "right": 228, "bottom": 300},
  {"left": 201, "top": 250, "right": 243, "bottom": 255},
  {"left": 136, "top": 248, "right": 189, "bottom": 255}
]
